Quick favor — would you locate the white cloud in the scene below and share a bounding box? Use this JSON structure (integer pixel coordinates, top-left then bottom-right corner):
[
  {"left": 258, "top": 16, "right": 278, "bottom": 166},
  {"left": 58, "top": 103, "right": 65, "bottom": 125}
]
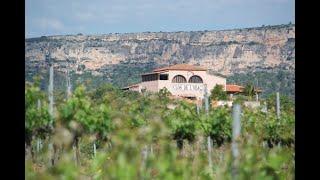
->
[
  {"left": 34, "top": 17, "right": 65, "bottom": 31},
  {"left": 74, "top": 12, "right": 96, "bottom": 21},
  {"left": 26, "top": 0, "right": 294, "bottom": 36}
]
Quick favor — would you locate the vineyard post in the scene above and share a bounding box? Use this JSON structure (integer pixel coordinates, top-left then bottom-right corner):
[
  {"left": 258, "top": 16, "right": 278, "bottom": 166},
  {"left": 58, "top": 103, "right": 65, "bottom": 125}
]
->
[
  {"left": 276, "top": 92, "right": 280, "bottom": 119},
  {"left": 37, "top": 99, "right": 41, "bottom": 110},
  {"left": 46, "top": 50, "right": 56, "bottom": 166},
  {"left": 207, "top": 136, "right": 213, "bottom": 169},
  {"left": 276, "top": 92, "right": 281, "bottom": 147},
  {"left": 66, "top": 60, "right": 72, "bottom": 99},
  {"left": 36, "top": 139, "right": 40, "bottom": 153},
  {"left": 93, "top": 141, "right": 96, "bottom": 157},
  {"left": 47, "top": 143, "right": 54, "bottom": 167},
  {"left": 73, "top": 145, "right": 77, "bottom": 166},
  {"left": 72, "top": 138, "right": 81, "bottom": 166},
  {"left": 196, "top": 97, "right": 202, "bottom": 115},
  {"left": 37, "top": 99, "right": 42, "bottom": 153},
  {"left": 140, "top": 145, "right": 148, "bottom": 176},
  {"left": 48, "top": 55, "right": 54, "bottom": 120},
  {"left": 204, "top": 84, "right": 213, "bottom": 171},
  {"left": 204, "top": 84, "right": 209, "bottom": 116},
  {"left": 76, "top": 138, "right": 81, "bottom": 166},
  {"left": 196, "top": 103, "right": 200, "bottom": 115},
  {"left": 150, "top": 145, "right": 153, "bottom": 155},
  {"left": 261, "top": 101, "right": 268, "bottom": 114},
  {"left": 232, "top": 104, "right": 241, "bottom": 180}
]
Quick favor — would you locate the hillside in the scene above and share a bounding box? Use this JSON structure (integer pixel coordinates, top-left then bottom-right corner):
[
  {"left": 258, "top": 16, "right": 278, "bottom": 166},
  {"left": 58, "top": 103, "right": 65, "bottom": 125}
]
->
[{"left": 25, "top": 24, "right": 295, "bottom": 98}]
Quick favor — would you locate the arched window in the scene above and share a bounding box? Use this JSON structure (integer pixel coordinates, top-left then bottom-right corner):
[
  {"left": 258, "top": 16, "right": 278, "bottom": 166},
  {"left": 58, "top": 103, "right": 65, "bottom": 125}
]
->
[
  {"left": 172, "top": 75, "right": 187, "bottom": 83},
  {"left": 188, "top": 75, "right": 203, "bottom": 83}
]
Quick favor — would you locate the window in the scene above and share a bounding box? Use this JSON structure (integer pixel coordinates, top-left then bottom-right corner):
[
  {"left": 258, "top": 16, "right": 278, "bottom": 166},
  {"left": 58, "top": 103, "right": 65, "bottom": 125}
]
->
[
  {"left": 160, "top": 74, "right": 169, "bottom": 80},
  {"left": 142, "top": 74, "right": 158, "bottom": 82},
  {"left": 172, "top": 75, "right": 187, "bottom": 83},
  {"left": 188, "top": 75, "right": 203, "bottom": 83}
]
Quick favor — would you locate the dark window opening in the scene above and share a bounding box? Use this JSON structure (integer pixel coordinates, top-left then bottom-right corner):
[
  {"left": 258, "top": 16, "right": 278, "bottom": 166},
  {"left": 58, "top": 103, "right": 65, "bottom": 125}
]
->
[
  {"left": 160, "top": 74, "right": 169, "bottom": 80},
  {"left": 142, "top": 74, "right": 159, "bottom": 82},
  {"left": 172, "top": 75, "right": 187, "bottom": 83},
  {"left": 188, "top": 75, "right": 203, "bottom": 83}
]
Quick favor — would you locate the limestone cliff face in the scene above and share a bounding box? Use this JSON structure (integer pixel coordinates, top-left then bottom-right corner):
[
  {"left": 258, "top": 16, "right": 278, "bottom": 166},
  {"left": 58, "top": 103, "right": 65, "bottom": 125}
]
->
[{"left": 25, "top": 24, "right": 295, "bottom": 91}]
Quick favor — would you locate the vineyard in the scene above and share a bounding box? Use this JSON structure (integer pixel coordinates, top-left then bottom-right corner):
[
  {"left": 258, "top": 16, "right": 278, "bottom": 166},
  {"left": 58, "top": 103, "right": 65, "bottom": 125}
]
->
[{"left": 25, "top": 77, "right": 295, "bottom": 179}]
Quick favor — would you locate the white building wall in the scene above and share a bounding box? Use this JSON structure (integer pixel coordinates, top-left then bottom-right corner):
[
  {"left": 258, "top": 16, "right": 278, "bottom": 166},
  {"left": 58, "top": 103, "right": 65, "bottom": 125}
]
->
[
  {"left": 140, "top": 80, "right": 159, "bottom": 93},
  {"left": 156, "top": 70, "right": 226, "bottom": 99}
]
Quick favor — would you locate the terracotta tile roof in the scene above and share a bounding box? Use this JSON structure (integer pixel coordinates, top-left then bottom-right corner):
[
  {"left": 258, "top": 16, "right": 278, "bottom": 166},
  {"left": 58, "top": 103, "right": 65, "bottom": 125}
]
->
[
  {"left": 226, "top": 84, "right": 263, "bottom": 93},
  {"left": 153, "top": 64, "right": 207, "bottom": 72},
  {"left": 226, "top": 84, "right": 244, "bottom": 93}
]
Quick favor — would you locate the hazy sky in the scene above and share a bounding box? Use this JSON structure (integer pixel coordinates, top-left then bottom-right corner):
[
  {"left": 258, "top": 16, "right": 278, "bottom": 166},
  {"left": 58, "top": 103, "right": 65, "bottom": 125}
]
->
[{"left": 26, "top": 0, "right": 295, "bottom": 38}]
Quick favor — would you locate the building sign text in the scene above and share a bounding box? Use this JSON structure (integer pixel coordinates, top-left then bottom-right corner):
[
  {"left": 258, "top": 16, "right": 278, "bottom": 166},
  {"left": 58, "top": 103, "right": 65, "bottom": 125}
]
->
[{"left": 171, "top": 84, "right": 204, "bottom": 92}]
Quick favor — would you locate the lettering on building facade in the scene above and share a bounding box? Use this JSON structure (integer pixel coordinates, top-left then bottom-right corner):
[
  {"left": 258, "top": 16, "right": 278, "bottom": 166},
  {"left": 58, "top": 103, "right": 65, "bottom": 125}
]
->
[{"left": 171, "top": 84, "right": 204, "bottom": 92}]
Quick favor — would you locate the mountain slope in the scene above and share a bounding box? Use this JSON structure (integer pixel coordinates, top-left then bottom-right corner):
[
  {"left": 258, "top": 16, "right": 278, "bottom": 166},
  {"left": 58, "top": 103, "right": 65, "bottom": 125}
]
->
[{"left": 25, "top": 24, "right": 295, "bottom": 98}]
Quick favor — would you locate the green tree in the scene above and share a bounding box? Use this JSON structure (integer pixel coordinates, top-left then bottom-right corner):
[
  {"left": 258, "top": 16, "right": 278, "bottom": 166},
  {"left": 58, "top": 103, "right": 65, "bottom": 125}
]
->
[
  {"left": 210, "top": 85, "right": 228, "bottom": 101},
  {"left": 243, "top": 83, "right": 255, "bottom": 100}
]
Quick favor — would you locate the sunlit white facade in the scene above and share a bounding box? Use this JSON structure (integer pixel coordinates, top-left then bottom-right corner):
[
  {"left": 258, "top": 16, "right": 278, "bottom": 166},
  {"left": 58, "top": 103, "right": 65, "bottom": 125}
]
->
[{"left": 123, "top": 64, "right": 226, "bottom": 100}]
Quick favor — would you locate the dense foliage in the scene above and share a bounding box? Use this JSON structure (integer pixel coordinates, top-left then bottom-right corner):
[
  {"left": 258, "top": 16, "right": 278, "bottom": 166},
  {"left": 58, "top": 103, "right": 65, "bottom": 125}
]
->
[
  {"left": 26, "top": 81, "right": 294, "bottom": 179},
  {"left": 209, "top": 84, "right": 228, "bottom": 101},
  {"left": 165, "top": 101, "right": 198, "bottom": 149},
  {"left": 200, "top": 107, "right": 232, "bottom": 147},
  {"left": 25, "top": 78, "right": 52, "bottom": 146}
]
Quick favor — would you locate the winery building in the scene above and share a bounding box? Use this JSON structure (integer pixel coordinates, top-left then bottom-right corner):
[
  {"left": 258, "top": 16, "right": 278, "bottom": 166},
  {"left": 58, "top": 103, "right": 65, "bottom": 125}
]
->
[{"left": 123, "top": 64, "right": 229, "bottom": 100}]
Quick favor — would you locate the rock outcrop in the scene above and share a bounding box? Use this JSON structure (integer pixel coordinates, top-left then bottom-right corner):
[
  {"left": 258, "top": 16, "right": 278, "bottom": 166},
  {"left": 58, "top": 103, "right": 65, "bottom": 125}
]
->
[{"left": 25, "top": 24, "right": 295, "bottom": 97}]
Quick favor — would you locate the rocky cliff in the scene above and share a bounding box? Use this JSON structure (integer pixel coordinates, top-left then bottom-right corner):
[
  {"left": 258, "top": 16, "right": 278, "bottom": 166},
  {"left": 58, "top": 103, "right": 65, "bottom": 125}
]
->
[{"left": 25, "top": 24, "right": 295, "bottom": 98}]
